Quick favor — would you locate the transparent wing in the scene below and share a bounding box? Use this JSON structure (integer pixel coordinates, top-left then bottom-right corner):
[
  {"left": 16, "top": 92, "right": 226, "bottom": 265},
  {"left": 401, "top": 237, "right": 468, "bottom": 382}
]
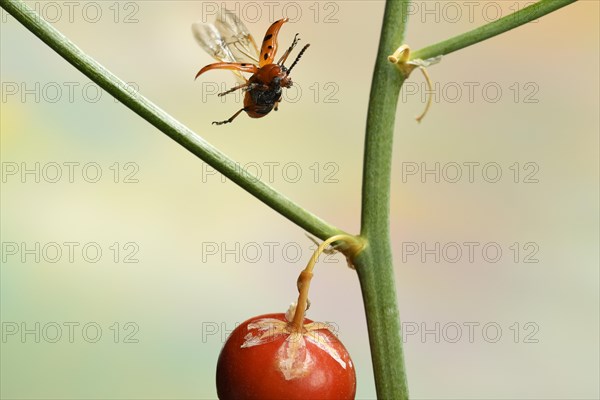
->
[
  {"left": 192, "top": 22, "right": 237, "bottom": 63},
  {"left": 192, "top": 9, "right": 260, "bottom": 83},
  {"left": 214, "top": 9, "right": 259, "bottom": 64}
]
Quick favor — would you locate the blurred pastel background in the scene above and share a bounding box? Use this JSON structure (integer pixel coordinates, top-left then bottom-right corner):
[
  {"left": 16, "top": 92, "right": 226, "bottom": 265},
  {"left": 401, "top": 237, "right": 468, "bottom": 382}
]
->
[{"left": 1, "top": 1, "right": 598, "bottom": 399}]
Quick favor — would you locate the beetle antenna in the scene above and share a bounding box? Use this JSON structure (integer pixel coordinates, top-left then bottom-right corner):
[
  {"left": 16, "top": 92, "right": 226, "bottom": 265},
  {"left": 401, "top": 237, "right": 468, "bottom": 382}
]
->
[{"left": 287, "top": 44, "right": 310, "bottom": 75}]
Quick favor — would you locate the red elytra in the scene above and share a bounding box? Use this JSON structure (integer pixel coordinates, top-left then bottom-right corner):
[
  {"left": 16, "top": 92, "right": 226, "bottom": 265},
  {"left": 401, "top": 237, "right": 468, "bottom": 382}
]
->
[{"left": 216, "top": 313, "right": 356, "bottom": 399}]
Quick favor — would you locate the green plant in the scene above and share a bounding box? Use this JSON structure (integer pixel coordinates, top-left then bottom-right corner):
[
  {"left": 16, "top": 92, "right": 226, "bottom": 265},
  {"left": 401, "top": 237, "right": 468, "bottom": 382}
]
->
[{"left": 0, "top": 0, "right": 577, "bottom": 397}]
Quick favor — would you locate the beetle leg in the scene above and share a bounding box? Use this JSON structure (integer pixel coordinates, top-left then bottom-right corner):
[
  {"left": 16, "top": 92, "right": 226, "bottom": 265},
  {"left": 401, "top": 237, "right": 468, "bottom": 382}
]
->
[
  {"left": 212, "top": 108, "right": 247, "bottom": 125},
  {"left": 277, "top": 33, "right": 300, "bottom": 66},
  {"left": 217, "top": 81, "right": 267, "bottom": 97},
  {"left": 218, "top": 82, "right": 250, "bottom": 97}
]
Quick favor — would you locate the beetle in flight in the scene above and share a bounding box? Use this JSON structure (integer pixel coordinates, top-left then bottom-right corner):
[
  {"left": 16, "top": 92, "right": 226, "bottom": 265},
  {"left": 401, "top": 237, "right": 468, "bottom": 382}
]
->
[{"left": 193, "top": 11, "right": 309, "bottom": 125}]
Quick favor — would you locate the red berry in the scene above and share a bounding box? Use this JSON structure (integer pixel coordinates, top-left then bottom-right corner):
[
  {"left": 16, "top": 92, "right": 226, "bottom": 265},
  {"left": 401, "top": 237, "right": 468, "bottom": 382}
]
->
[{"left": 216, "top": 312, "right": 356, "bottom": 399}]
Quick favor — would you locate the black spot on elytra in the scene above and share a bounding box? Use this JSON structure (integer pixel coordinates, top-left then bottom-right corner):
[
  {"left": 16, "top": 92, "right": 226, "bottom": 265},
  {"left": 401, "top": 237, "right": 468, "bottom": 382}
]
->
[
  {"left": 263, "top": 53, "right": 269, "bottom": 60},
  {"left": 268, "top": 45, "right": 273, "bottom": 49},
  {"left": 263, "top": 34, "right": 273, "bottom": 42}
]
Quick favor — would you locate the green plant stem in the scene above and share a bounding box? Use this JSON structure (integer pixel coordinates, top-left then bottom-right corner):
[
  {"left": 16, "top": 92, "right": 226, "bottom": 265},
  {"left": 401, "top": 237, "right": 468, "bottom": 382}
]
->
[
  {"left": 0, "top": 0, "right": 343, "bottom": 241},
  {"left": 357, "top": 1, "right": 410, "bottom": 398},
  {"left": 411, "top": 0, "right": 577, "bottom": 61},
  {"left": 357, "top": 2, "right": 578, "bottom": 396}
]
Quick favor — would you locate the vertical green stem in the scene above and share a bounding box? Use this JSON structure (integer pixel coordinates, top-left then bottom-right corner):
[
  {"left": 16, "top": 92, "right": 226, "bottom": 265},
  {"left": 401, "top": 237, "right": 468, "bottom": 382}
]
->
[{"left": 356, "top": 0, "right": 410, "bottom": 398}]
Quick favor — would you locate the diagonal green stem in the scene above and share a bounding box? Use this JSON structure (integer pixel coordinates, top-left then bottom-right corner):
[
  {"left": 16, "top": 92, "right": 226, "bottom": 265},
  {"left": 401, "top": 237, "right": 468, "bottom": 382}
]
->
[
  {"left": 0, "top": 0, "right": 343, "bottom": 241},
  {"left": 411, "top": 0, "right": 578, "bottom": 61},
  {"left": 357, "top": 0, "right": 411, "bottom": 398}
]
